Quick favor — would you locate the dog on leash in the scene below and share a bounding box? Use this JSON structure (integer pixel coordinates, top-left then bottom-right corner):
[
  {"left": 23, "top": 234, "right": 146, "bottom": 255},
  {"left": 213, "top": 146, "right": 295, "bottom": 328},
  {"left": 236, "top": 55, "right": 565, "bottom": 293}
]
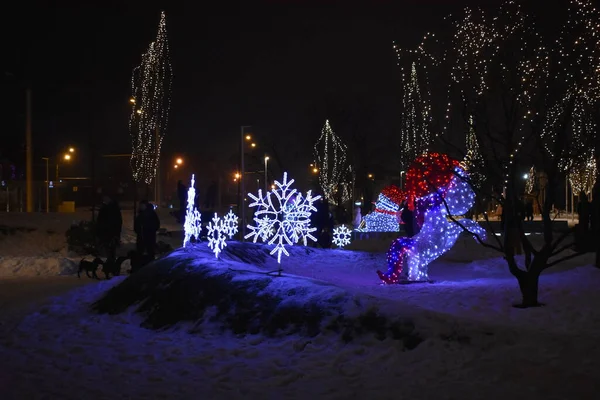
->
[
  {"left": 101, "top": 256, "right": 129, "bottom": 280},
  {"left": 77, "top": 257, "right": 104, "bottom": 279}
]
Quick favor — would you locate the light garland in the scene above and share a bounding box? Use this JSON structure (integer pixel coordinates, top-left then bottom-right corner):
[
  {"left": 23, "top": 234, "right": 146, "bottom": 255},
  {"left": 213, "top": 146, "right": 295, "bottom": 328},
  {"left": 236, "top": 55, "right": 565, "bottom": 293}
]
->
[
  {"left": 183, "top": 174, "right": 202, "bottom": 248},
  {"left": 399, "top": 63, "right": 432, "bottom": 171},
  {"left": 332, "top": 225, "right": 352, "bottom": 248},
  {"left": 245, "top": 172, "right": 321, "bottom": 263},
  {"left": 207, "top": 213, "right": 227, "bottom": 259},
  {"left": 378, "top": 154, "right": 486, "bottom": 283},
  {"left": 526, "top": 166, "right": 536, "bottom": 194},
  {"left": 462, "top": 116, "right": 486, "bottom": 190},
  {"left": 313, "top": 120, "right": 351, "bottom": 205},
  {"left": 129, "top": 11, "right": 173, "bottom": 185}
]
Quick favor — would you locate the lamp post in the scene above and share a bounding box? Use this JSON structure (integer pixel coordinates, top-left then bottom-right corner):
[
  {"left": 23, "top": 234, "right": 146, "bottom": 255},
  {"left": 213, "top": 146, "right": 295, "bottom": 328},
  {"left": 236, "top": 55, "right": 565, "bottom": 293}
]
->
[
  {"left": 240, "top": 125, "right": 252, "bottom": 241},
  {"left": 400, "top": 171, "right": 405, "bottom": 190},
  {"left": 41, "top": 157, "right": 49, "bottom": 213},
  {"left": 264, "top": 155, "right": 269, "bottom": 193}
]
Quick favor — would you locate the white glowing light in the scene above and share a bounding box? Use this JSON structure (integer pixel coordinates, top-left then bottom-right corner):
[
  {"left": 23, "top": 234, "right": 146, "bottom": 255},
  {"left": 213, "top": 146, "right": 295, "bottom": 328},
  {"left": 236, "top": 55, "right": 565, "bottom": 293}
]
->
[
  {"left": 400, "top": 63, "right": 432, "bottom": 171},
  {"left": 207, "top": 213, "right": 227, "bottom": 259},
  {"left": 313, "top": 120, "right": 351, "bottom": 205},
  {"left": 222, "top": 209, "right": 239, "bottom": 239},
  {"left": 332, "top": 225, "right": 352, "bottom": 248},
  {"left": 129, "top": 12, "right": 173, "bottom": 185},
  {"left": 183, "top": 174, "right": 202, "bottom": 248},
  {"left": 245, "top": 172, "right": 321, "bottom": 263}
]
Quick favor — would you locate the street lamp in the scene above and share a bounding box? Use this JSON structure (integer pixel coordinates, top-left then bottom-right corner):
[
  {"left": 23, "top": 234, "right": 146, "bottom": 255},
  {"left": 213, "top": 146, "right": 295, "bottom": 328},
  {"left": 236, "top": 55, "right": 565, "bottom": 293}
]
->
[
  {"left": 368, "top": 173, "right": 374, "bottom": 180},
  {"left": 176, "top": 158, "right": 183, "bottom": 165},
  {"left": 264, "top": 156, "right": 269, "bottom": 193},
  {"left": 41, "top": 157, "right": 49, "bottom": 213},
  {"left": 240, "top": 126, "right": 252, "bottom": 241}
]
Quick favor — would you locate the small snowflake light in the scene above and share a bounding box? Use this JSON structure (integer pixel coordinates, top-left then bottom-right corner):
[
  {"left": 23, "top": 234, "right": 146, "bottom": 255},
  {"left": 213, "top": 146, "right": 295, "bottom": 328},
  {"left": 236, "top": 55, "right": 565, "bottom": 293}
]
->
[
  {"left": 183, "top": 174, "right": 201, "bottom": 248},
  {"left": 222, "top": 209, "right": 239, "bottom": 239},
  {"left": 332, "top": 225, "right": 352, "bottom": 248},
  {"left": 245, "top": 172, "right": 321, "bottom": 263},
  {"left": 207, "top": 213, "right": 227, "bottom": 259}
]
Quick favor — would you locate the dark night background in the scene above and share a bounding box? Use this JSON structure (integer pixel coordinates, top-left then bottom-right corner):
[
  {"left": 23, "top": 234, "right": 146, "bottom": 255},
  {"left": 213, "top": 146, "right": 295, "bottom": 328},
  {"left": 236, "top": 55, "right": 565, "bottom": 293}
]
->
[{"left": 2, "top": 0, "right": 554, "bottom": 192}]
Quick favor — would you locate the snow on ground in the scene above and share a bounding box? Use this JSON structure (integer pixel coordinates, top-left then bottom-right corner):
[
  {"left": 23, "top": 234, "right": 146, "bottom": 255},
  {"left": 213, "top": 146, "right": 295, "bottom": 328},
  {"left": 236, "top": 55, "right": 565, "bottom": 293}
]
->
[
  {"left": 0, "top": 209, "right": 181, "bottom": 277},
  {"left": 0, "top": 236, "right": 599, "bottom": 399},
  {"left": 1, "top": 211, "right": 600, "bottom": 399}
]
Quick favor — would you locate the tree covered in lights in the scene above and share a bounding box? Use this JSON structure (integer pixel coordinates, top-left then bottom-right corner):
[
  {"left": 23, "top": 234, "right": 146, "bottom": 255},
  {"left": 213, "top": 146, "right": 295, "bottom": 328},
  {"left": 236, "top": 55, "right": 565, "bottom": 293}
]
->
[
  {"left": 394, "top": 0, "right": 600, "bottom": 305},
  {"left": 313, "top": 120, "right": 351, "bottom": 205},
  {"left": 129, "top": 11, "right": 173, "bottom": 186},
  {"left": 399, "top": 63, "right": 432, "bottom": 171},
  {"left": 462, "top": 116, "right": 486, "bottom": 190}
]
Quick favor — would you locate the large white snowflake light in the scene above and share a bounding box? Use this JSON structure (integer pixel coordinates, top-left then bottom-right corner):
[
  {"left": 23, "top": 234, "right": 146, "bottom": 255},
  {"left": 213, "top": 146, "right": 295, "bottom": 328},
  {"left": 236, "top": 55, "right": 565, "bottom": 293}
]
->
[
  {"left": 332, "top": 225, "right": 352, "bottom": 248},
  {"left": 222, "top": 209, "right": 239, "bottom": 239},
  {"left": 183, "top": 174, "right": 202, "bottom": 248},
  {"left": 245, "top": 172, "right": 321, "bottom": 263},
  {"left": 207, "top": 213, "right": 227, "bottom": 259}
]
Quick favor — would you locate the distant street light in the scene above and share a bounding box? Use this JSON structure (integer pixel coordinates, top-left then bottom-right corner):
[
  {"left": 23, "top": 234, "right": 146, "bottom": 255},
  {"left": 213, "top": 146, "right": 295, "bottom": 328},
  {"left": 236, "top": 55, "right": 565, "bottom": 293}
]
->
[
  {"left": 129, "top": 98, "right": 136, "bottom": 104},
  {"left": 251, "top": 143, "right": 256, "bottom": 148},
  {"left": 264, "top": 155, "right": 269, "bottom": 192},
  {"left": 176, "top": 157, "right": 183, "bottom": 165},
  {"left": 69, "top": 147, "right": 75, "bottom": 153},
  {"left": 523, "top": 173, "right": 529, "bottom": 180},
  {"left": 64, "top": 154, "right": 71, "bottom": 161}
]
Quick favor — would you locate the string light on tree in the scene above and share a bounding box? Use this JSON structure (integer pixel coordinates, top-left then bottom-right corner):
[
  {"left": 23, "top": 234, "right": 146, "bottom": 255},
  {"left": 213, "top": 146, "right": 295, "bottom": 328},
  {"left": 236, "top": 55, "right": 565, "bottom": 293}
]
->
[
  {"left": 245, "top": 172, "right": 321, "bottom": 263},
  {"left": 400, "top": 63, "right": 432, "bottom": 171},
  {"left": 313, "top": 120, "right": 350, "bottom": 205},
  {"left": 332, "top": 225, "right": 352, "bottom": 248},
  {"left": 129, "top": 11, "right": 173, "bottom": 185},
  {"left": 462, "top": 116, "right": 486, "bottom": 190},
  {"left": 526, "top": 166, "right": 536, "bottom": 194},
  {"left": 183, "top": 174, "right": 201, "bottom": 248}
]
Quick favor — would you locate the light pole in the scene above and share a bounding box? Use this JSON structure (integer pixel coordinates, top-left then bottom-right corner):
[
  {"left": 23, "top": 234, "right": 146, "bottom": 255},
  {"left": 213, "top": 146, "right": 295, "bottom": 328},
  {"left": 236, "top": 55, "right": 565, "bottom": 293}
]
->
[
  {"left": 264, "top": 155, "right": 269, "bottom": 193},
  {"left": 240, "top": 125, "right": 252, "bottom": 241},
  {"left": 400, "top": 171, "right": 405, "bottom": 190},
  {"left": 41, "top": 157, "right": 49, "bottom": 213}
]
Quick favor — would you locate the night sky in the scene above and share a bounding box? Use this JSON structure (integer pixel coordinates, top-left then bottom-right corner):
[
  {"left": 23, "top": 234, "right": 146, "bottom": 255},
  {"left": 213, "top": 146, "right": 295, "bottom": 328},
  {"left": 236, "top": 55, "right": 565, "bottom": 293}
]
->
[{"left": 3, "top": 0, "right": 545, "bottom": 187}]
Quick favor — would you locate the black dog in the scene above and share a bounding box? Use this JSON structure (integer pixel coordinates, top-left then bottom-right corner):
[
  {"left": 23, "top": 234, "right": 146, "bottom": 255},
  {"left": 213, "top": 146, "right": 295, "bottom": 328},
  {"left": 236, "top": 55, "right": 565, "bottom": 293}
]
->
[
  {"left": 101, "top": 256, "right": 129, "bottom": 279},
  {"left": 77, "top": 257, "right": 104, "bottom": 279},
  {"left": 127, "top": 250, "right": 155, "bottom": 274}
]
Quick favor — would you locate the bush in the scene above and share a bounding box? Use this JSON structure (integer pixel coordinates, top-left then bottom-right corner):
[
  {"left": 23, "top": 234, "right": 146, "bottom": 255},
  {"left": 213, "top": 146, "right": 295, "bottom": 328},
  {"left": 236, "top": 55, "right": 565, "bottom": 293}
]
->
[{"left": 66, "top": 220, "right": 98, "bottom": 255}]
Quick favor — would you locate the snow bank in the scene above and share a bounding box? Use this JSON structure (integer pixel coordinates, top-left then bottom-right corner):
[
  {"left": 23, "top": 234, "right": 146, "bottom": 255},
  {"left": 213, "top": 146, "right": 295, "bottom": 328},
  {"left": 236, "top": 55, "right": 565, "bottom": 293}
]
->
[
  {"left": 0, "top": 256, "right": 78, "bottom": 278},
  {"left": 2, "top": 247, "right": 600, "bottom": 399}
]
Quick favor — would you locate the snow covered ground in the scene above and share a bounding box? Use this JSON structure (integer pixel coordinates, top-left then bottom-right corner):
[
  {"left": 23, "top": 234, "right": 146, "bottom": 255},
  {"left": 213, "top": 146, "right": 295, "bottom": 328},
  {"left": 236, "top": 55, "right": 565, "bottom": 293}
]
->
[
  {"left": 1, "top": 212, "right": 600, "bottom": 399},
  {"left": 0, "top": 209, "right": 181, "bottom": 277}
]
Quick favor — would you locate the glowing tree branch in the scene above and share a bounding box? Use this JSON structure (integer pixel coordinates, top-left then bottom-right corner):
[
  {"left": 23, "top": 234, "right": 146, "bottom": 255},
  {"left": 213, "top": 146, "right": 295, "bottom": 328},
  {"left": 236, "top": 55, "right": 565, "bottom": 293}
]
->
[
  {"left": 313, "top": 120, "right": 350, "bottom": 205},
  {"left": 129, "top": 11, "right": 173, "bottom": 185}
]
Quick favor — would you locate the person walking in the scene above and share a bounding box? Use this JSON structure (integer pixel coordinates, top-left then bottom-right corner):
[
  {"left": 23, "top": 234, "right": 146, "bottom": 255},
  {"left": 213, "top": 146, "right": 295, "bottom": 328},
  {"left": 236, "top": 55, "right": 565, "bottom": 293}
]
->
[
  {"left": 96, "top": 195, "right": 122, "bottom": 259},
  {"left": 134, "top": 200, "right": 161, "bottom": 259}
]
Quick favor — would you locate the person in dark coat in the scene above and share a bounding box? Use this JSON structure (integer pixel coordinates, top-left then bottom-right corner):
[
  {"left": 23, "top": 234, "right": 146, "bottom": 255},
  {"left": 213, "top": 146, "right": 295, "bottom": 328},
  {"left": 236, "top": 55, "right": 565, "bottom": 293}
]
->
[
  {"left": 525, "top": 200, "right": 534, "bottom": 222},
  {"left": 578, "top": 192, "right": 591, "bottom": 231},
  {"left": 96, "top": 195, "right": 122, "bottom": 259},
  {"left": 134, "top": 200, "right": 161, "bottom": 258},
  {"left": 401, "top": 204, "right": 415, "bottom": 237},
  {"left": 177, "top": 180, "right": 187, "bottom": 224}
]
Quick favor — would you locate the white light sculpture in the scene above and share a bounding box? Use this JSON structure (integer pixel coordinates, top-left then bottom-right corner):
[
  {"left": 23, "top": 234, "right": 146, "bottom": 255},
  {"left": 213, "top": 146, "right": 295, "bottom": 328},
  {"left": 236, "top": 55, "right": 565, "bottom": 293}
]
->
[
  {"left": 207, "top": 213, "right": 227, "bottom": 259},
  {"left": 362, "top": 193, "right": 400, "bottom": 232},
  {"left": 332, "top": 225, "right": 352, "bottom": 248},
  {"left": 183, "top": 174, "right": 202, "bottom": 248},
  {"left": 245, "top": 172, "right": 321, "bottom": 263},
  {"left": 222, "top": 209, "right": 239, "bottom": 239}
]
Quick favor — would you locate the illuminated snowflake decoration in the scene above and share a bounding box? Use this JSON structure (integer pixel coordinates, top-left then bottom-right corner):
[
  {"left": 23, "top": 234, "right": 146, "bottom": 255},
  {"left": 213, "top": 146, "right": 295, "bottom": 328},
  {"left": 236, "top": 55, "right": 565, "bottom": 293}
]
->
[
  {"left": 245, "top": 172, "right": 321, "bottom": 263},
  {"left": 183, "top": 174, "right": 201, "bottom": 248},
  {"left": 332, "top": 225, "right": 352, "bottom": 248},
  {"left": 222, "top": 209, "right": 239, "bottom": 239},
  {"left": 207, "top": 213, "right": 227, "bottom": 259}
]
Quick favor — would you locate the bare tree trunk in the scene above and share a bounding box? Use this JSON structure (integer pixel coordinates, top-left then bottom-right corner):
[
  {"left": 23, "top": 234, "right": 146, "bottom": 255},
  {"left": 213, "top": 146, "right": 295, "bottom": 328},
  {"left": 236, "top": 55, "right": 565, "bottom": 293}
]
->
[{"left": 515, "top": 269, "right": 542, "bottom": 308}]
